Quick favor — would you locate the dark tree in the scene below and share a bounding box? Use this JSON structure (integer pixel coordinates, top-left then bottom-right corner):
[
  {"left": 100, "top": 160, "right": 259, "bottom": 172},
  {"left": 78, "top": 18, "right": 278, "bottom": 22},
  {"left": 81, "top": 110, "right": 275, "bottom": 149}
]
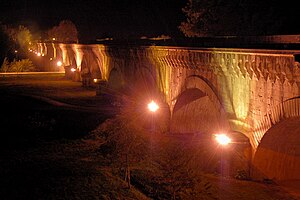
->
[
  {"left": 47, "top": 20, "right": 78, "bottom": 43},
  {"left": 1, "top": 24, "right": 33, "bottom": 61},
  {"left": 179, "top": 0, "right": 288, "bottom": 37},
  {"left": 0, "top": 25, "right": 10, "bottom": 64}
]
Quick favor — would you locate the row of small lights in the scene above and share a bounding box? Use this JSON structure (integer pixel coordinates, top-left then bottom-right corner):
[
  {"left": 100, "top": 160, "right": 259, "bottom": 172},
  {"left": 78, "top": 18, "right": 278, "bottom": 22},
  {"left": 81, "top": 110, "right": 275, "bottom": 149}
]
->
[
  {"left": 29, "top": 48, "right": 65, "bottom": 69},
  {"left": 30, "top": 49, "right": 82, "bottom": 77}
]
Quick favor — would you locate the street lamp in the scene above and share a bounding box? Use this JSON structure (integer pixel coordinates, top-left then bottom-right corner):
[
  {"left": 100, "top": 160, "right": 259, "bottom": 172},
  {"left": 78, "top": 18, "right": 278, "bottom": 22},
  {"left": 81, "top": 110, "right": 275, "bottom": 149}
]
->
[
  {"left": 214, "top": 133, "right": 231, "bottom": 178},
  {"left": 147, "top": 100, "right": 159, "bottom": 112},
  {"left": 215, "top": 134, "right": 231, "bottom": 146},
  {"left": 71, "top": 68, "right": 76, "bottom": 72},
  {"left": 147, "top": 100, "right": 159, "bottom": 134},
  {"left": 57, "top": 61, "right": 63, "bottom": 67}
]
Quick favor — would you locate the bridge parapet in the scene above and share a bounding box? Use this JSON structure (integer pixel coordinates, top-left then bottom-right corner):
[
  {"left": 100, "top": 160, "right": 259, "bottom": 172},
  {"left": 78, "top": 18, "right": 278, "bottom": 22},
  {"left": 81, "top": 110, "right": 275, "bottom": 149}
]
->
[{"left": 149, "top": 47, "right": 300, "bottom": 82}]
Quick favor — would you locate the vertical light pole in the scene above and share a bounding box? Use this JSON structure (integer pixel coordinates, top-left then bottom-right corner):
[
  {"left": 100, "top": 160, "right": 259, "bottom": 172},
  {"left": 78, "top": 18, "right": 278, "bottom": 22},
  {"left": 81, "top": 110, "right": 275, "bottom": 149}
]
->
[
  {"left": 215, "top": 133, "right": 231, "bottom": 178},
  {"left": 215, "top": 134, "right": 231, "bottom": 146},
  {"left": 147, "top": 100, "right": 159, "bottom": 134}
]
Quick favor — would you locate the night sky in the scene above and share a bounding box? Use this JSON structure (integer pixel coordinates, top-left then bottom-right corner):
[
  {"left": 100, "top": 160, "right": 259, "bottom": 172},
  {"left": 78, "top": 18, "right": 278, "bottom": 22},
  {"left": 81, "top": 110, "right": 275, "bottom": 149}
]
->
[
  {"left": 0, "top": 0, "right": 186, "bottom": 42},
  {"left": 0, "top": 0, "right": 300, "bottom": 42}
]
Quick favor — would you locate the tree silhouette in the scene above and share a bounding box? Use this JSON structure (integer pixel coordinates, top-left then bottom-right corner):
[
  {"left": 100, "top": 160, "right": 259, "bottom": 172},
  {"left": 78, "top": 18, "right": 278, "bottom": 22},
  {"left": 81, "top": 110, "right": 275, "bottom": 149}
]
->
[
  {"left": 179, "top": 0, "right": 286, "bottom": 37},
  {"left": 47, "top": 20, "right": 78, "bottom": 43}
]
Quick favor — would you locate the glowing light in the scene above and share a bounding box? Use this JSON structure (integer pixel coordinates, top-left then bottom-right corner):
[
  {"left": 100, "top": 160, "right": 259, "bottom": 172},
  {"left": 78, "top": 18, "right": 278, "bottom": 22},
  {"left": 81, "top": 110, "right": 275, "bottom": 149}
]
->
[
  {"left": 215, "top": 134, "right": 231, "bottom": 146},
  {"left": 52, "top": 38, "right": 56, "bottom": 41},
  {"left": 71, "top": 68, "right": 76, "bottom": 72},
  {"left": 57, "top": 61, "right": 62, "bottom": 67},
  {"left": 41, "top": 53, "right": 45, "bottom": 56},
  {"left": 93, "top": 78, "right": 98, "bottom": 83},
  {"left": 37, "top": 52, "right": 41, "bottom": 56},
  {"left": 148, "top": 100, "right": 159, "bottom": 112}
]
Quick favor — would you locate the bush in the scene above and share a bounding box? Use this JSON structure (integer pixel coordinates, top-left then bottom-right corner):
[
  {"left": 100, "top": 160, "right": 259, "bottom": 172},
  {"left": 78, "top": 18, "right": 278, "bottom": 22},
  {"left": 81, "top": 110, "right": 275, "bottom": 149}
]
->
[
  {"left": 235, "top": 169, "right": 250, "bottom": 180},
  {"left": 0, "top": 57, "right": 9, "bottom": 72},
  {"left": 0, "top": 58, "right": 36, "bottom": 72}
]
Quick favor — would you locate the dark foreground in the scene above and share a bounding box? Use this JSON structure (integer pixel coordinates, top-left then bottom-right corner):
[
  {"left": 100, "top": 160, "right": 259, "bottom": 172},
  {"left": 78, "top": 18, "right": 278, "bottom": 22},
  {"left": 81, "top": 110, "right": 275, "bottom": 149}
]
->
[{"left": 0, "top": 74, "right": 299, "bottom": 200}]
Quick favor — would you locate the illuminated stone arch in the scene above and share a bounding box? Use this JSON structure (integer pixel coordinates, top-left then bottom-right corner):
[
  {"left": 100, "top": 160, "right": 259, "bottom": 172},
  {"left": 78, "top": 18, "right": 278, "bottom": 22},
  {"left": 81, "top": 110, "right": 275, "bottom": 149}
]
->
[
  {"left": 65, "top": 46, "right": 77, "bottom": 68},
  {"left": 132, "top": 65, "right": 157, "bottom": 98},
  {"left": 170, "top": 75, "right": 230, "bottom": 135},
  {"left": 252, "top": 97, "right": 300, "bottom": 181},
  {"left": 81, "top": 52, "right": 102, "bottom": 79},
  {"left": 108, "top": 64, "right": 124, "bottom": 91},
  {"left": 80, "top": 54, "right": 89, "bottom": 73},
  {"left": 89, "top": 53, "right": 102, "bottom": 79}
]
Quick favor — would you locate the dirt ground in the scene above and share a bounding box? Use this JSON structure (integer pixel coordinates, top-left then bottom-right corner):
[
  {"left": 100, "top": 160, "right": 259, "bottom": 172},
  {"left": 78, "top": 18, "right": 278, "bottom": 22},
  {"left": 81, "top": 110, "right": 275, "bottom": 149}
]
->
[{"left": 0, "top": 73, "right": 299, "bottom": 200}]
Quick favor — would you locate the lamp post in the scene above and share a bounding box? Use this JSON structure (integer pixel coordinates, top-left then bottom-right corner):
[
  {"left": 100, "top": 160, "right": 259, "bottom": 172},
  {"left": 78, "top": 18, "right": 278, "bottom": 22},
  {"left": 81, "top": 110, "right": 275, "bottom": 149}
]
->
[
  {"left": 147, "top": 100, "right": 159, "bottom": 134},
  {"left": 214, "top": 133, "right": 251, "bottom": 179},
  {"left": 215, "top": 134, "right": 231, "bottom": 146},
  {"left": 148, "top": 100, "right": 159, "bottom": 113},
  {"left": 214, "top": 133, "right": 231, "bottom": 177}
]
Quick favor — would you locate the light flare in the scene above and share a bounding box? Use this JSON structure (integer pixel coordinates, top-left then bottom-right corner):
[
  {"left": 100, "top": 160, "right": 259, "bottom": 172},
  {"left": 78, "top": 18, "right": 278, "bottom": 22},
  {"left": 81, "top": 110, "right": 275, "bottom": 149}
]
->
[
  {"left": 57, "top": 61, "right": 62, "bottom": 67},
  {"left": 215, "top": 134, "right": 231, "bottom": 146},
  {"left": 148, "top": 100, "right": 159, "bottom": 112}
]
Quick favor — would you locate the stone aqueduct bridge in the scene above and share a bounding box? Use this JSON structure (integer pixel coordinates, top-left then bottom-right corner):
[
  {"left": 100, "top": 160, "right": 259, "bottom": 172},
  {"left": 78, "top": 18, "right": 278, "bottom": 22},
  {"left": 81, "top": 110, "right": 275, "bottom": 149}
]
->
[{"left": 35, "top": 42, "right": 300, "bottom": 181}]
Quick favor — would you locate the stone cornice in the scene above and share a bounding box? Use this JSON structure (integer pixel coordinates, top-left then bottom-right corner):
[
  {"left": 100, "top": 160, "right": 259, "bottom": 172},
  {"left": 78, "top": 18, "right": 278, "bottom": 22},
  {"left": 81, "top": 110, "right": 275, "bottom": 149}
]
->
[{"left": 148, "top": 47, "right": 300, "bottom": 83}]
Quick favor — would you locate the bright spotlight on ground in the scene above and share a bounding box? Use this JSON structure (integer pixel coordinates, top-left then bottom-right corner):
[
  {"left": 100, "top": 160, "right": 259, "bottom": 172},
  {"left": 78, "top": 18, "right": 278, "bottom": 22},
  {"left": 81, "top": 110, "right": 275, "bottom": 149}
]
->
[
  {"left": 57, "top": 61, "right": 62, "bottom": 67},
  {"left": 71, "top": 68, "right": 76, "bottom": 72},
  {"left": 148, "top": 100, "right": 159, "bottom": 112},
  {"left": 215, "top": 134, "right": 231, "bottom": 146},
  {"left": 37, "top": 52, "right": 41, "bottom": 56}
]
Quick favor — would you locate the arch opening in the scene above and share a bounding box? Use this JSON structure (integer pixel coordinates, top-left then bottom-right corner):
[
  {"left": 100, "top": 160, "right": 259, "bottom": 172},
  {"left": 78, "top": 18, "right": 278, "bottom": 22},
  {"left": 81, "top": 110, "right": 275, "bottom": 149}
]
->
[
  {"left": 170, "top": 88, "right": 228, "bottom": 135},
  {"left": 253, "top": 117, "right": 300, "bottom": 182},
  {"left": 108, "top": 68, "right": 123, "bottom": 91}
]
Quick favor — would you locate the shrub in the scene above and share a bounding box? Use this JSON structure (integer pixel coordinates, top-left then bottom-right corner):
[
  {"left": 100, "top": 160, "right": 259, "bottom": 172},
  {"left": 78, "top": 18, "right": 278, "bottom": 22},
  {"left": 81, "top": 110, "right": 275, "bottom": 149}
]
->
[
  {"left": 9, "top": 59, "right": 36, "bottom": 72},
  {"left": 1, "top": 58, "right": 36, "bottom": 72},
  {"left": 0, "top": 57, "right": 10, "bottom": 72},
  {"left": 235, "top": 169, "right": 250, "bottom": 180}
]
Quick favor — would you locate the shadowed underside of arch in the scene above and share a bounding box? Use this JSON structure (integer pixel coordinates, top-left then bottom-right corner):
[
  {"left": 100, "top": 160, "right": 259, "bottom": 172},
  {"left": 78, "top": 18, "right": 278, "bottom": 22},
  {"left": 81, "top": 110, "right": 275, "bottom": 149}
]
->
[
  {"left": 252, "top": 117, "right": 300, "bottom": 181},
  {"left": 81, "top": 53, "right": 102, "bottom": 79},
  {"left": 170, "top": 76, "right": 229, "bottom": 135},
  {"left": 252, "top": 97, "right": 300, "bottom": 149}
]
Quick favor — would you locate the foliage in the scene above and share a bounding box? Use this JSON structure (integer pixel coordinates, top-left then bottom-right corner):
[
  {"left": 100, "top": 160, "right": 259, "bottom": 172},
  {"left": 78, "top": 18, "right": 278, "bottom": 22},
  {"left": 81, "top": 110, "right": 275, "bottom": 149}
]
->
[
  {"left": 1, "top": 24, "right": 33, "bottom": 60},
  {"left": 179, "top": 0, "right": 284, "bottom": 37},
  {"left": 47, "top": 20, "right": 78, "bottom": 43},
  {"left": 16, "top": 26, "right": 32, "bottom": 49},
  {"left": 96, "top": 117, "right": 150, "bottom": 188},
  {"left": 0, "top": 57, "right": 10, "bottom": 72},
  {"left": 0, "top": 58, "right": 36, "bottom": 72},
  {"left": 152, "top": 140, "right": 200, "bottom": 199},
  {"left": 0, "top": 25, "right": 10, "bottom": 64},
  {"left": 235, "top": 169, "right": 250, "bottom": 180}
]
